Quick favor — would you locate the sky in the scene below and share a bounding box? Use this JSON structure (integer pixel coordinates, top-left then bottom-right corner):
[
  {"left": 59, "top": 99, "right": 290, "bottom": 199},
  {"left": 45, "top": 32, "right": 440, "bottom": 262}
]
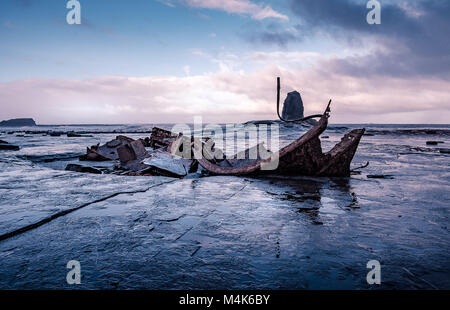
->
[{"left": 0, "top": 0, "right": 449, "bottom": 124}]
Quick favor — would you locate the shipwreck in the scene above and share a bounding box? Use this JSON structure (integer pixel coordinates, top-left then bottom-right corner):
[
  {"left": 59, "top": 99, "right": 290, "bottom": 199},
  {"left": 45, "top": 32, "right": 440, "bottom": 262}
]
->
[{"left": 75, "top": 78, "right": 365, "bottom": 178}]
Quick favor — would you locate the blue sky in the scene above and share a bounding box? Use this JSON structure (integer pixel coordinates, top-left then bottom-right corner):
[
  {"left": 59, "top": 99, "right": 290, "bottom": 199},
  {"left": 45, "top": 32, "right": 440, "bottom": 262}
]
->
[
  {"left": 0, "top": 0, "right": 449, "bottom": 124},
  {"left": 0, "top": 0, "right": 302, "bottom": 80}
]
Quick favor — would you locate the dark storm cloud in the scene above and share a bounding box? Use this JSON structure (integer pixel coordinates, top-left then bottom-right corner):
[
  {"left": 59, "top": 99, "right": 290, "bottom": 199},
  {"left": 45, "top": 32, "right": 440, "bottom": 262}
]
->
[
  {"left": 289, "top": 0, "right": 450, "bottom": 77},
  {"left": 241, "top": 22, "right": 301, "bottom": 47},
  {"left": 291, "top": 0, "right": 448, "bottom": 53},
  {"left": 246, "top": 0, "right": 450, "bottom": 77}
]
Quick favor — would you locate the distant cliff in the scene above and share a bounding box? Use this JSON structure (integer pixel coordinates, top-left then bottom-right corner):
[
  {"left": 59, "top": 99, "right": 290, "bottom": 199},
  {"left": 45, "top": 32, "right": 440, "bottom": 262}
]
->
[{"left": 0, "top": 118, "right": 36, "bottom": 127}]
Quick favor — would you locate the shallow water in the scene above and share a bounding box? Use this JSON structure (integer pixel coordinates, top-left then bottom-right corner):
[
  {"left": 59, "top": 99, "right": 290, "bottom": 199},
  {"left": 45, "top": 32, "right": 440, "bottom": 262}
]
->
[{"left": 0, "top": 123, "right": 449, "bottom": 289}]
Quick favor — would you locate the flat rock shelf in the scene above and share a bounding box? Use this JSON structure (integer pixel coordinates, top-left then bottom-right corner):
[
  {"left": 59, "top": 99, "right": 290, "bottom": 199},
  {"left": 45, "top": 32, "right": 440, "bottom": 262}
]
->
[{"left": 0, "top": 123, "right": 449, "bottom": 289}]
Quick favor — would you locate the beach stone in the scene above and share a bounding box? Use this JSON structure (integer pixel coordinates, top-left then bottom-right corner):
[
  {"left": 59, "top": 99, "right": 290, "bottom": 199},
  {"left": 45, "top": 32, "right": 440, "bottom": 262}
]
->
[
  {"left": 426, "top": 141, "right": 444, "bottom": 145},
  {"left": 367, "top": 174, "right": 394, "bottom": 179},
  {"left": 67, "top": 132, "right": 92, "bottom": 137},
  {"left": 282, "top": 91, "right": 304, "bottom": 121},
  {"left": 0, "top": 144, "right": 20, "bottom": 151}
]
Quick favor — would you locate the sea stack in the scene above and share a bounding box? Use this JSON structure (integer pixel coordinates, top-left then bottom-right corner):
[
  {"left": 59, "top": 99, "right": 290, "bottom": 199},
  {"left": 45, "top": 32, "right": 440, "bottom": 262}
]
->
[
  {"left": 0, "top": 118, "right": 36, "bottom": 127},
  {"left": 281, "top": 91, "right": 304, "bottom": 121}
]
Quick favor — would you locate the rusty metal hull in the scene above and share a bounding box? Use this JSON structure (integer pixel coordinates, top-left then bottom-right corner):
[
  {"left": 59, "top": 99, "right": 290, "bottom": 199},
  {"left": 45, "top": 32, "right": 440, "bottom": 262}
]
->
[{"left": 195, "top": 105, "right": 365, "bottom": 177}]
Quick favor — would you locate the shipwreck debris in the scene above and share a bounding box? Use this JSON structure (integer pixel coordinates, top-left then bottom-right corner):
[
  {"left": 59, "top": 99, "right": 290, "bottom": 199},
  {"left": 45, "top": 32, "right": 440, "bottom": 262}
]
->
[
  {"left": 147, "top": 127, "right": 175, "bottom": 148},
  {"left": 117, "top": 139, "right": 148, "bottom": 163},
  {"left": 73, "top": 78, "right": 365, "bottom": 178},
  {"left": 351, "top": 161, "right": 370, "bottom": 172},
  {"left": 80, "top": 135, "right": 137, "bottom": 162},
  {"left": 193, "top": 101, "right": 365, "bottom": 177},
  {"left": 142, "top": 151, "right": 192, "bottom": 177}
]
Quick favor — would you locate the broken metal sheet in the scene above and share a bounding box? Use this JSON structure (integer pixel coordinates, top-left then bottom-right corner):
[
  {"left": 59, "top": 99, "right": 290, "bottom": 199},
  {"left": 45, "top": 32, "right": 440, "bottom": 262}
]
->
[
  {"left": 142, "top": 151, "right": 192, "bottom": 177},
  {"left": 80, "top": 135, "right": 137, "bottom": 161}
]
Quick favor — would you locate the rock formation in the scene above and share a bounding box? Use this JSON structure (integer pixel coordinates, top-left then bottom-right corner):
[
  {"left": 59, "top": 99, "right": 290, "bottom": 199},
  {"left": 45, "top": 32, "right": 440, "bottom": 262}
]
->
[
  {"left": 0, "top": 118, "right": 36, "bottom": 127},
  {"left": 281, "top": 91, "right": 304, "bottom": 121}
]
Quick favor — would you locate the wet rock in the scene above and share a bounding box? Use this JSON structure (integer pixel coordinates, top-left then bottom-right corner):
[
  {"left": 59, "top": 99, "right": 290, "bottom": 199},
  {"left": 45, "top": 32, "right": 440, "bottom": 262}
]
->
[
  {"left": 49, "top": 131, "right": 63, "bottom": 137},
  {"left": 19, "top": 153, "right": 81, "bottom": 163},
  {"left": 282, "top": 193, "right": 321, "bottom": 202},
  {"left": 25, "top": 130, "right": 46, "bottom": 135},
  {"left": 281, "top": 91, "right": 304, "bottom": 121},
  {"left": 65, "top": 164, "right": 102, "bottom": 174},
  {"left": 67, "top": 132, "right": 93, "bottom": 137},
  {"left": 243, "top": 120, "right": 277, "bottom": 126},
  {"left": 410, "top": 146, "right": 434, "bottom": 153},
  {"left": 367, "top": 174, "right": 394, "bottom": 179},
  {"left": 0, "top": 144, "right": 20, "bottom": 151},
  {"left": 426, "top": 141, "right": 444, "bottom": 145}
]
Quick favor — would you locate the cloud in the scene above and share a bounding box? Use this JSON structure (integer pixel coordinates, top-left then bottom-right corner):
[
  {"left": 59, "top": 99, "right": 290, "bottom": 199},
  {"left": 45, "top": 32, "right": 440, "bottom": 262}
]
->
[
  {"left": 181, "top": 0, "right": 289, "bottom": 21},
  {"left": 1, "top": 59, "right": 449, "bottom": 124},
  {"left": 242, "top": 25, "right": 301, "bottom": 47},
  {"left": 157, "top": 0, "right": 176, "bottom": 8},
  {"left": 286, "top": 0, "right": 450, "bottom": 78},
  {"left": 242, "top": 1, "right": 450, "bottom": 77},
  {"left": 190, "top": 49, "right": 242, "bottom": 72},
  {"left": 183, "top": 65, "right": 191, "bottom": 76}
]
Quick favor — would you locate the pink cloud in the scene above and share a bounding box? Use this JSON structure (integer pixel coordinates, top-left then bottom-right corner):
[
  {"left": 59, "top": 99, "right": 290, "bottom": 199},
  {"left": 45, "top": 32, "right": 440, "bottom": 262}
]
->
[
  {"left": 0, "top": 62, "right": 449, "bottom": 124},
  {"left": 182, "top": 0, "right": 289, "bottom": 21}
]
